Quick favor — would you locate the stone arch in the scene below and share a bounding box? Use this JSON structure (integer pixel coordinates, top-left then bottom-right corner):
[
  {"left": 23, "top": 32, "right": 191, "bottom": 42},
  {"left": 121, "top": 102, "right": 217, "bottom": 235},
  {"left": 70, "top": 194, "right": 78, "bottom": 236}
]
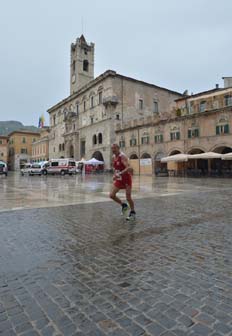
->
[
  {"left": 92, "top": 151, "right": 104, "bottom": 162},
  {"left": 210, "top": 144, "right": 232, "bottom": 154},
  {"left": 168, "top": 148, "right": 183, "bottom": 156},
  {"left": 187, "top": 147, "right": 205, "bottom": 154},
  {"left": 141, "top": 152, "right": 151, "bottom": 159},
  {"left": 130, "top": 153, "right": 139, "bottom": 159}
]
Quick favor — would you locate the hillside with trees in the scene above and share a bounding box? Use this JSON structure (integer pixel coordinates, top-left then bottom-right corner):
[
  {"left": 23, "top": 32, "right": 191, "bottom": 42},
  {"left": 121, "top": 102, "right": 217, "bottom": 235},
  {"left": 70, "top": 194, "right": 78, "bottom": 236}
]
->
[{"left": 0, "top": 121, "right": 39, "bottom": 135}]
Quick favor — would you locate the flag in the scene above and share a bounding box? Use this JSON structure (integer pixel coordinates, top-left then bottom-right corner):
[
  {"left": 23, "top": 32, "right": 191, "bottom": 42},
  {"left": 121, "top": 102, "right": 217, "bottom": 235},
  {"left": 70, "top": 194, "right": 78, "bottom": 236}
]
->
[{"left": 38, "top": 115, "right": 45, "bottom": 128}]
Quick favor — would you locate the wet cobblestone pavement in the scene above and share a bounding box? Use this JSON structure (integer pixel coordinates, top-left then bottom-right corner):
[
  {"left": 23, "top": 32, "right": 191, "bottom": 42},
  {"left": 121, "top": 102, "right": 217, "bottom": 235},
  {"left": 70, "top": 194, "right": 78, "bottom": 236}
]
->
[{"left": 0, "top": 174, "right": 232, "bottom": 335}]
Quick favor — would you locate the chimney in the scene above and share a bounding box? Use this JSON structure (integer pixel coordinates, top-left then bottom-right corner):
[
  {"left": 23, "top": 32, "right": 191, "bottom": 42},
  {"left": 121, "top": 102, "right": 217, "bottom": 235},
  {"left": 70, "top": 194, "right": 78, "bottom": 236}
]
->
[{"left": 215, "top": 84, "right": 219, "bottom": 89}]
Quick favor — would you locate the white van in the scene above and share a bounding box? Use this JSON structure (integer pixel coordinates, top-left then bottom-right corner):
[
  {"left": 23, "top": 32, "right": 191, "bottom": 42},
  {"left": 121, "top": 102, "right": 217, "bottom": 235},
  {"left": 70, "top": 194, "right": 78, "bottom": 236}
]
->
[{"left": 42, "top": 159, "right": 76, "bottom": 175}]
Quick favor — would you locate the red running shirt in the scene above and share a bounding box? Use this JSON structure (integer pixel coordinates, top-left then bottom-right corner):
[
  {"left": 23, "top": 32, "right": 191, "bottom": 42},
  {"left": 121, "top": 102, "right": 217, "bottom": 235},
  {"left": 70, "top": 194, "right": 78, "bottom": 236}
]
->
[{"left": 113, "top": 153, "right": 132, "bottom": 189}]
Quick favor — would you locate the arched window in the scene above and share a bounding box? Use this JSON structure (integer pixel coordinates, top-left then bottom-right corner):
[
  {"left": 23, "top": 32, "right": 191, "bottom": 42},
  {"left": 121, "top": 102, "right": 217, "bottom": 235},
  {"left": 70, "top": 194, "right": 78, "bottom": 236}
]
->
[
  {"left": 98, "top": 133, "right": 103, "bottom": 144},
  {"left": 93, "top": 135, "right": 97, "bottom": 145},
  {"left": 83, "top": 60, "right": 89, "bottom": 72},
  {"left": 90, "top": 96, "right": 94, "bottom": 108}
]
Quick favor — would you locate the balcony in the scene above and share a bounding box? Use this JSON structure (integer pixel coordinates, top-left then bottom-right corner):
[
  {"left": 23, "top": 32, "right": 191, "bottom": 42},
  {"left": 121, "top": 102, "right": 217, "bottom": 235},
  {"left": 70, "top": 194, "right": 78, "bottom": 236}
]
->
[{"left": 103, "top": 96, "right": 119, "bottom": 107}]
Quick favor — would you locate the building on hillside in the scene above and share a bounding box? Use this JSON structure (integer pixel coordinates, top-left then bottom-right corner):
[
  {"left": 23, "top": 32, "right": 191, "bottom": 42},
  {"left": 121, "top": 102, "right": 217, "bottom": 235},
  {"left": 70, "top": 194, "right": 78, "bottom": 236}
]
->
[
  {"left": 47, "top": 35, "right": 182, "bottom": 168},
  {"left": 115, "top": 78, "right": 232, "bottom": 175},
  {"left": 0, "top": 136, "right": 8, "bottom": 164},
  {"left": 8, "top": 130, "right": 40, "bottom": 170},
  {"left": 31, "top": 127, "right": 50, "bottom": 162}
]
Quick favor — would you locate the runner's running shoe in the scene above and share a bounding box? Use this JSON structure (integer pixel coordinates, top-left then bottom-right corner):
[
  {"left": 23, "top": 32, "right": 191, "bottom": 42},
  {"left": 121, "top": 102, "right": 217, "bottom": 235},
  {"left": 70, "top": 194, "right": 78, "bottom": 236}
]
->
[
  {"left": 126, "top": 210, "right": 136, "bottom": 221},
  {"left": 121, "top": 203, "right": 129, "bottom": 215}
]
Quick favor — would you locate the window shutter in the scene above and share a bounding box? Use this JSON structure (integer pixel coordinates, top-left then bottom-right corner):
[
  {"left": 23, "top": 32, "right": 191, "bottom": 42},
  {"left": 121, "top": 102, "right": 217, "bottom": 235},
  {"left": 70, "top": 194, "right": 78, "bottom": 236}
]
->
[
  {"left": 170, "top": 133, "right": 173, "bottom": 141},
  {"left": 177, "top": 132, "right": 180, "bottom": 140},
  {"left": 216, "top": 125, "right": 220, "bottom": 135},
  {"left": 195, "top": 129, "right": 199, "bottom": 137},
  {"left": 160, "top": 134, "right": 163, "bottom": 142},
  {"left": 188, "top": 130, "right": 191, "bottom": 138}
]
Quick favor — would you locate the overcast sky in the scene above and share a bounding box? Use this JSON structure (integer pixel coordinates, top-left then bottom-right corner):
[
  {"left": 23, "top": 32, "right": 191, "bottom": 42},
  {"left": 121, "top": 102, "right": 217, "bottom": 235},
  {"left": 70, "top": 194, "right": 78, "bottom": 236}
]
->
[{"left": 0, "top": 0, "right": 231, "bottom": 126}]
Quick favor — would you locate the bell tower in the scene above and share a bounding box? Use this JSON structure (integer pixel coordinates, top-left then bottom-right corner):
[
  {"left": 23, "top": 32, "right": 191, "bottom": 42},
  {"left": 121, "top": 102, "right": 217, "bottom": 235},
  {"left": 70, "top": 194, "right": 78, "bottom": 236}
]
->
[{"left": 70, "top": 35, "right": 95, "bottom": 94}]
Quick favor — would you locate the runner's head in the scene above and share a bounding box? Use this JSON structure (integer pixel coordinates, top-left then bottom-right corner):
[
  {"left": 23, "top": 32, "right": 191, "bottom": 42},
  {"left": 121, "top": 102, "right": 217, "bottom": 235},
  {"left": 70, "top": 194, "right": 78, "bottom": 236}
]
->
[{"left": 111, "top": 143, "right": 120, "bottom": 155}]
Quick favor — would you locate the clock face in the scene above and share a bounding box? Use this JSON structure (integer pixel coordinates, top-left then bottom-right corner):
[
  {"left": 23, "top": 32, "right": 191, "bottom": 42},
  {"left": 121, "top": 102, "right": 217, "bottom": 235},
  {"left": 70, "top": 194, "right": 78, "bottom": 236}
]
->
[{"left": 72, "top": 74, "right": 76, "bottom": 83}]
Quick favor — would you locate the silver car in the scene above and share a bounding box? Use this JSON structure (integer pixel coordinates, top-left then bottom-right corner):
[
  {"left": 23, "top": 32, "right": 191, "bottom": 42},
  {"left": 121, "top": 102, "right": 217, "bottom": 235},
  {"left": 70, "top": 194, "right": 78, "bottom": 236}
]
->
[{"left": 21, "top": 163, "right": 32, "bottom": 176}]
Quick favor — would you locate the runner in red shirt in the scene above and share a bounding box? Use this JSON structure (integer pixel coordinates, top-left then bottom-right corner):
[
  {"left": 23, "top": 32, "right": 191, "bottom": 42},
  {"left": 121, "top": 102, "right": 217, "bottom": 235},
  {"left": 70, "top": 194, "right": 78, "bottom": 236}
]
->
[{"left": 109, "top": 144, "right": 136, "bottom": 220}]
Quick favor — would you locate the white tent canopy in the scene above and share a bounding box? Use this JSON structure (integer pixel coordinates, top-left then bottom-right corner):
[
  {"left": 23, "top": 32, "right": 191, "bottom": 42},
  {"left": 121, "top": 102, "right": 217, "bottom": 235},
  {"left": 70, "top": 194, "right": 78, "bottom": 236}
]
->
[
  {"left": 161, "top": 154, "right": 189, "bottom": 162},
  {"left": 84, "top": 158, "right": 104, "bottom": 165},
  {"left": 188, "top": 152, "right": 222, "bottom": 159}
]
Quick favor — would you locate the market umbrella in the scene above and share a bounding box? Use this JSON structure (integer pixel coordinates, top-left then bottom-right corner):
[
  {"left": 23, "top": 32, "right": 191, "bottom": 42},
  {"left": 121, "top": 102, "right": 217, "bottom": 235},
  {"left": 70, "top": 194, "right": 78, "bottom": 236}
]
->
[
  {"left": 161, "top": 154, "right": 189, "bottom": 163},
  {"left": 188, "top": 152, "right": 222, "bottom": 159},
  {"left": 221, "top": 152, "right": 232, "bottom": 160}
]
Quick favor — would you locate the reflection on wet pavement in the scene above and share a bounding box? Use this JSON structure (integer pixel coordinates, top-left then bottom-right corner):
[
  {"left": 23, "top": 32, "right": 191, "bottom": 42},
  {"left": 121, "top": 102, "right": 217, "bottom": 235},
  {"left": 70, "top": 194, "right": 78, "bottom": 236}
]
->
[
  {"left": 0, "top": 173, "right": 232, "bottom": 335},
  {"left": 1, "top": 172, "right": 232, "bottom": 212}
]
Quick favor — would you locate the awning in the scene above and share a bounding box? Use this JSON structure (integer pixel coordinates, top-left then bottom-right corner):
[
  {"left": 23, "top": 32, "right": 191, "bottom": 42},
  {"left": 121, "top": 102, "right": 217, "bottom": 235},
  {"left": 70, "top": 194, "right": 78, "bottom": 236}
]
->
[
  {"left": 161, "top": 154, "right": 189, "bottom": 162},
  {"left": 188, "top": 152, "right": 222, "bottom": 159}
]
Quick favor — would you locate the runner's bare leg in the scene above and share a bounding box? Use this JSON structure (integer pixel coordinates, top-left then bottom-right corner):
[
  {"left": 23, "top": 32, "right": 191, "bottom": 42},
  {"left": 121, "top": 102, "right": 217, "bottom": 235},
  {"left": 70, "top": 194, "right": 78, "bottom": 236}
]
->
[
  {"left": 110, "top": 186, "right": 122, "bottom": 205},
  {"left": 125, "top": 185, "right": 134, "bottom": 211}
]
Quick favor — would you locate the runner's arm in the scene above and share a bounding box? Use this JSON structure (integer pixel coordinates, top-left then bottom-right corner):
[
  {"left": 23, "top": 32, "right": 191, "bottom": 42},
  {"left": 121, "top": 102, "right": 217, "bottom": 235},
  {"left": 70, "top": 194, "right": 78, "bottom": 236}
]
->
[{"left": 120, "top": 155, "right": 132, "bottom": 175}]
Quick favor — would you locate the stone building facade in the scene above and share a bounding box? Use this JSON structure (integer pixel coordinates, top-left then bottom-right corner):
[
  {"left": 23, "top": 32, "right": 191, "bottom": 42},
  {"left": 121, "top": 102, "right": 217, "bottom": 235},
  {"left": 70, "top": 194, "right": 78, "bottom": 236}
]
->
[
  {"left": 31, "top": 127, "right": 50, "bottom": 162},
  {"left": 0, "top": 136, "right": 8, "bottom": 164},
  {"left": 8, "top": 130, "right": 40, "bottom": 170},
  {"left": 47, "top": 35, "right": 182, "bottom": 169},
  {"left": 115, "top": 78, "right": 232, "bottom": 174}
]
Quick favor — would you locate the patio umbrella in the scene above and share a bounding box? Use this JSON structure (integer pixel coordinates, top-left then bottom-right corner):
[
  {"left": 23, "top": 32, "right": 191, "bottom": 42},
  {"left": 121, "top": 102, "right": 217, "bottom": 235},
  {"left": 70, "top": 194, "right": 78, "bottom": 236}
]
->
[
  {"left": 161, "top": 154, "right": 189, "bottom": 162},
  {"left": 222, "top": 152, "right": 232, "bottom": 160},
  {"left": 188, "top": 152, "right": 222, "bottom": 159}
]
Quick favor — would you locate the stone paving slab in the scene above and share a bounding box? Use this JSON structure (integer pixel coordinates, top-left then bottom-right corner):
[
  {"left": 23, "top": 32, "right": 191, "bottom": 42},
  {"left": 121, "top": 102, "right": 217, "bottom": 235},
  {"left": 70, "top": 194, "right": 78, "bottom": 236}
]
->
[{"left": 0, "top": 184, "right": 232, "bottom": 335}]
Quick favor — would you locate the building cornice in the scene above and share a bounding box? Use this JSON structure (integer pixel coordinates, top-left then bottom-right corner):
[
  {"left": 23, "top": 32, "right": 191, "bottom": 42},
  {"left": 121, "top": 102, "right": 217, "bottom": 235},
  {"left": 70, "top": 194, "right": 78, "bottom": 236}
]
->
[
  {"left": 115, "top": 106, "right": 232, "bottom": 133},
  {"left": 47, "top": 70, "right": 183, "bottom": 113},
  {"left": 8, "top": 130, "right": 40, "bottom": 137}
]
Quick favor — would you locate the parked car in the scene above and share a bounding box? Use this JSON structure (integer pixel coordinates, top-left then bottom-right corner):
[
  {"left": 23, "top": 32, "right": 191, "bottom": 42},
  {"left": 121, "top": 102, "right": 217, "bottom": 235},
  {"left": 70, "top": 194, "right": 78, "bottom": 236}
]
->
[
  {"left": 42, "top": 159, "right": 76, "bottom": 175},
  {"left": 21, "top": 163, "right": 32, "bottom": 176},
  {"left": 30, "top": 161, "right": 49, "bottom": 175},
  {"left": 0, "top": 161, "right": 8, "bottom": 176}
]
